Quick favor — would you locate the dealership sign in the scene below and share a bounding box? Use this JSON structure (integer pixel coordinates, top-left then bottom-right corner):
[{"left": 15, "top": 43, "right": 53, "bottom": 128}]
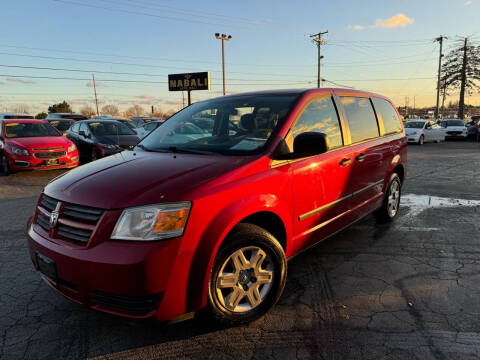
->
[{"left": 168, "top": 72, "right": 210, "bottom": 91}]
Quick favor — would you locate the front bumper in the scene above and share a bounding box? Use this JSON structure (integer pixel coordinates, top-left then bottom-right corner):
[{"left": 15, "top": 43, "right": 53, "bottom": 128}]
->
[
  {"left": 9, "top": 152, "right": 79, "bottom": 171},
  {"left": 26, "top": 217, "right": 194, "bottom": 321},
  {"left": 406, "top": 134, "right": 420, "bottom": 143}
]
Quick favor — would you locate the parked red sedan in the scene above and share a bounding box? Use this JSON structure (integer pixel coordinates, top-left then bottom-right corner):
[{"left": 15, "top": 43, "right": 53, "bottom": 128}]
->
[{"left": 0, "top": 119, "right": 79, "bottom": 174}]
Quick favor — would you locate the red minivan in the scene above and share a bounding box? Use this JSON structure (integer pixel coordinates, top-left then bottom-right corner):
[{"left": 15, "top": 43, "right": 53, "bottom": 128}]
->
[{"left": 27, "top": 89, "right": 406, "bottom": 324}]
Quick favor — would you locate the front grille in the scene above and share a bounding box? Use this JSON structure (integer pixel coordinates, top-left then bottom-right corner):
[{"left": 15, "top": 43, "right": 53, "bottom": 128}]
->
[
  {"left": 33, "top": 147, "right": 64, "bottom": 151},
  {"left": 90, "top": 291, "right": 162, "bottom": 315},
  {"left": 446, "top": 131, "right": 462, "bottom": 135},
  {"left": 40, "top": 195, "right": 59, "bottom": 212},
  {"left": 37, "top": 213, "right": 50, "bottom": 231},
  {"left": 57, "top": 225, "right": 92, "bottom": 243},
  {"left": 36, "top": 194, "right": 104, "bottom": 245},
  {"left": 34, "top": 151, "right": 66, "bottom": 159},
  {"left": 63, "top": 204, "right": 103, "bottom": 222}
]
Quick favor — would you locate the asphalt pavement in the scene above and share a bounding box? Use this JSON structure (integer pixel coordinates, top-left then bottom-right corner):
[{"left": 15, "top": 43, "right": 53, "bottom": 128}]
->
[{"left": 1, "top": 141, "right": 479, "bottom": 360}]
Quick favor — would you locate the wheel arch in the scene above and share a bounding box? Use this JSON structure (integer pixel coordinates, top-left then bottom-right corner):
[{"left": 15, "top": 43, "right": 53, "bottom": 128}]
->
[{"left": 185, "top": 195, "right": 292, "bottom": 313}]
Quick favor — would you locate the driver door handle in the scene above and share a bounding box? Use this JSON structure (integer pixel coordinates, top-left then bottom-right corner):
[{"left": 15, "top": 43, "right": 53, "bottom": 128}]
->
[{"left": 339, "top": 158, "right": 352, "bottom": 167}]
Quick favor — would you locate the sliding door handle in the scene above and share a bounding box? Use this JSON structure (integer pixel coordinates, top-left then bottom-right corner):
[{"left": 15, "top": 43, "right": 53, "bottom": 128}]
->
[
  {"left": 355, "top": 153, "right": 367, "bottom": 162},
  {"left": 339, "top": 158, "right": 352, "bottom": 167}
]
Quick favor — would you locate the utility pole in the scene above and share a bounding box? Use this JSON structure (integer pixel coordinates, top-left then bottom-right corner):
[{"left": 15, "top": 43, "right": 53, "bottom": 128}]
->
[
  {"left": 413, "top": 96, "right": 416, "bottom": 115},
  {"left": 92, "top": 74, "right": 99, "bottom": 116},
  {"left": 435, "top": 36, "right": 446, "bottom": 119},
  {"left": 310, "top": 31, "right": 328, "bottom": 88},
  {"left": 215, "top": 33, "right": 232, "bottom": 95},
  {"left": 458, "top": 37, "right": 468, "bottom": 120}
]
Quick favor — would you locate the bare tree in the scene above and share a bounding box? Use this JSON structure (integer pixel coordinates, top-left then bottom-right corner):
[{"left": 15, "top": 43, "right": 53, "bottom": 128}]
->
[
  {"left": 12, "top": 104, "right": 30, "bottom": 114},
  {"left": 125, "top": 105, "right": 146, "bottom": 117},
  {"left": 441, "top": 38, "right": 480, "bottom": 118},
  {"left": 101, "top": 104, "right": 120, "bottom": 116},
  {"left": 79, "top": 105, "right": 96, "bottom": 118}
]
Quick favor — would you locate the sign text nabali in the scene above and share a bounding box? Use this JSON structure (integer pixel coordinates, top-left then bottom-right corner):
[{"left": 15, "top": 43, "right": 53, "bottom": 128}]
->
[{"left": 168, "top": 72, "right": 210, "bottom": 91}]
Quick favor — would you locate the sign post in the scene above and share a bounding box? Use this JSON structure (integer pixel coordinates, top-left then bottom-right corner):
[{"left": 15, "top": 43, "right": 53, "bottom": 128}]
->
[{"left": 168, "top": 72, "right": 210, "bottom": 106}]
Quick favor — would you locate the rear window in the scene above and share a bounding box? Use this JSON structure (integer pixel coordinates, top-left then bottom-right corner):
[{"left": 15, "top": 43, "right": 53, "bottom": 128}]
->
[
  {"left": 340, "top": 97, "right": 379, "bottom": 143},
  {"left": 50, "top": 120, "right": 74, "bottom": 131},
  {"left": 372, "top": 98, "right": 402, "bottom": 134},
  {"left": 61, "top": 114, "right": 88, "bottom": 120}
]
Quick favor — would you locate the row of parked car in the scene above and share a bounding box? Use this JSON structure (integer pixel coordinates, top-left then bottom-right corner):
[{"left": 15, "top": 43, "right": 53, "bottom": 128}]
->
[
  {"left": 0, "top": 112, "right": 165, "bottom": 175},
  {"left": 404, "top": 117, "right": 480, "bottom": 144}
]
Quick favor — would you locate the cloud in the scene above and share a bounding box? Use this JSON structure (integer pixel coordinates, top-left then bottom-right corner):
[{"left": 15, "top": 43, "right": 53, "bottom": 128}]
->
[
  {"left": 374, "top": 13, "right": 414, "bottom": 28},
  {"left": 465, "top": 0, "right": 472, "bottom": 5},
  {"left": 348, "top": 13, "right": 414, "bottom": 30},
  {"left": 134, "top": 94, "right": 152, "bottom": 100},
  {"left": 5, "top": 77, "right": 36, "bottom": 84},
  {"left": 86, "top": 81, "right": 105, "bottom": 87},
  {"left": 348, "top": 24, "right": 365, "bottom": 31}
]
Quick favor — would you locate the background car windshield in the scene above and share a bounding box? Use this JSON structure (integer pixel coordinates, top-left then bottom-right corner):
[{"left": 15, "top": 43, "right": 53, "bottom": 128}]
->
[
  {"left": 139, "top": 95, "right": 298, "bottom": 155},
  {"left": 88, "top": 122, "right": 136, "bottom": 136},
  {"left": 405, "top": 122, "right": 424, "bottom": 129},
  {"left": 4, "top": 122, "right": 60, "bottom": 138},
  {"left": 446, "top": 120, "right": 464, "bottom": 127},
  {"left": 50, "top": 120, "right": 74, "bottom": 131}
]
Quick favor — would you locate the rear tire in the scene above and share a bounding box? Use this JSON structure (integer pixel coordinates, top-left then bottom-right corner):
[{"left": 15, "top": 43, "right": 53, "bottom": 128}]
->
[
  {"left": 375, "top": 173, "right": 402, "bottom": 224},
  {"left": 208, "top": 223, "right": 287, "bottom": 325}
]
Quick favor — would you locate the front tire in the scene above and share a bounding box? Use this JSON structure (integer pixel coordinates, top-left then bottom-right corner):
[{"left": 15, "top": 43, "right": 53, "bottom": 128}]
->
[
  {"left": 375, "top": 173, "right": 402, "bottom": 224},
  {"left": 418, "top": 135, "right": 424, "bottom": 145},
  {"left": 1, "top": 154, "right": 11, "bottom": 176},
  {"left": 208, "top": 223, "right": 287, "bottom": 325}
]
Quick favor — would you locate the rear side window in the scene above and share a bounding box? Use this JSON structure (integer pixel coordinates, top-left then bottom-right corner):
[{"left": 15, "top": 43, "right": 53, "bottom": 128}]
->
[
  {"left": 291, "top": 97, "right": 343, "bottom": 150},
  {"left": 340, "top": 97, "right": 379, "bottom": 143},
  {"left": 372, "top": 98, "right": 402, "bottom": 134}
]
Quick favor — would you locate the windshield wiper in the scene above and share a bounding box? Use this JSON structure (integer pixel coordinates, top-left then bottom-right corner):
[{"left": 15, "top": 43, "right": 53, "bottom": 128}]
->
[{"left": 167, "top": 146, "right": 215, "bottom": 155}]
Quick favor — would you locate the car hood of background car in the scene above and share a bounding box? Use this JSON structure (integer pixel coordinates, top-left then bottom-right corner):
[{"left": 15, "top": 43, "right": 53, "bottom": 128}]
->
[
  {"left": 7, "top": 136, "right": 70, "bottom": 149},
  {"left": 44, "top": 150, "right": 254, "bottom": 209}
]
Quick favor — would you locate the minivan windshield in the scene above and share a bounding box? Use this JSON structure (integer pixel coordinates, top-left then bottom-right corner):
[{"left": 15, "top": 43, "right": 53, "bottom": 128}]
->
[
  {"left": 405, "top": 121, "right": 425, "bottom": 129},
  {"left": 139, "top": 94, "right": 299, "bottom": 155}
]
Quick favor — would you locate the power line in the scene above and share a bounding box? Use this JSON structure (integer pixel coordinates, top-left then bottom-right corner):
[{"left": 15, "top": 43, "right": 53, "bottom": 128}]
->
[{"left": 52, "top": 0, "right": 256, "bottom": 27}]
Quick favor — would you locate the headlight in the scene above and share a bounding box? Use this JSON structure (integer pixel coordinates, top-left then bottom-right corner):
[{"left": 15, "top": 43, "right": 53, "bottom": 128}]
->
[
  {"left": 111, "top": 202, "right": 191, "bottom": 241},
  {"left": 11, "top": 146, "right": 29, "bottom": 156},
  {"left": 67, "top": 143, "right": 77, "bottom": 152}
]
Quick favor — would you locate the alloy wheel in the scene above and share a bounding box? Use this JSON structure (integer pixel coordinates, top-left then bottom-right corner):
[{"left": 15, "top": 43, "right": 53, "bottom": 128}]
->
[
  {"left": 215, "top": 246, "right": 274, "bottom": 313},
  {"left": 387, "top": 180, "right": 401, "bottom": 217}
]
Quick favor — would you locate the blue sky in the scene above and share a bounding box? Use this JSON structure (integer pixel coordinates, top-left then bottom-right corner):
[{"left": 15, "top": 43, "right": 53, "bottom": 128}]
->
[{"left": 0, "top": 0, "right": 479, "bottom": 114}]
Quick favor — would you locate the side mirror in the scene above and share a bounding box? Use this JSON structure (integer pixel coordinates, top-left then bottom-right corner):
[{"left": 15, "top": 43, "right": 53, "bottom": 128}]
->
[{"left": 293, "top": 132, "right": 329, "bottom": 157}]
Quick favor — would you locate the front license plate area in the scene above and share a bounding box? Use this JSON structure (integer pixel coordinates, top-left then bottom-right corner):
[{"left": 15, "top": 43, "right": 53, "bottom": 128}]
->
[
  {"left": 36, "top": 252, "right": 57, "bottom": 283},
  {"left": 46, "top": 159, "right": 59, "bottom": 166}
]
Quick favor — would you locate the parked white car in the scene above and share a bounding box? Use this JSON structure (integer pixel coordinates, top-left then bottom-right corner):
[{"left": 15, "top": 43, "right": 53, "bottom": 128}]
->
[
  {"left": 439, "top": 119, "right": 469, "bottom": 140},
  {"left": 405, "top": 120, "right": 445, "bottom": 144}
]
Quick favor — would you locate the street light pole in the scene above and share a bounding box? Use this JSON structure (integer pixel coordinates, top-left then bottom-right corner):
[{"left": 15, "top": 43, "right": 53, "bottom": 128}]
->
[{"left": 215, "top": 33, "right": 232, "bottom": 95}]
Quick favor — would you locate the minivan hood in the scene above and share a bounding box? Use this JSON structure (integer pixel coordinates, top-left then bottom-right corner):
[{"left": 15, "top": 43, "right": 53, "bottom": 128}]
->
[
  {"left": 44, "top": 150, "right": 252, "bottom": 209},
  {"left": 445, "top": 126, "right": 465, "bottom": 131}
]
